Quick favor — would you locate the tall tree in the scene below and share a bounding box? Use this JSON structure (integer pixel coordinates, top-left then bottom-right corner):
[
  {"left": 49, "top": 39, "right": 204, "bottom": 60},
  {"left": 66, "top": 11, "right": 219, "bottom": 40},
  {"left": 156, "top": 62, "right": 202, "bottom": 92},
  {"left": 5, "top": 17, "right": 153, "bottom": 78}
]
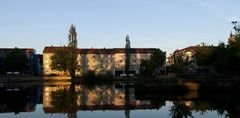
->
[
  {"left": 67, "top": 24, "right": 78, "bottom": 78},
  {"left": 125, "top": 35, "right": 131, "bottom": 77}
]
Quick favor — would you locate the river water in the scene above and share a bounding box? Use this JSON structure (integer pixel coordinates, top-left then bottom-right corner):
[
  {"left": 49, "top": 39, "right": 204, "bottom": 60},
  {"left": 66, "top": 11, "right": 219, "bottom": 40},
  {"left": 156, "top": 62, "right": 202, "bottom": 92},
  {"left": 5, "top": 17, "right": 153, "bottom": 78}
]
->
[{"left": 0, "top": 81, "right": 239, "bottom": 118}]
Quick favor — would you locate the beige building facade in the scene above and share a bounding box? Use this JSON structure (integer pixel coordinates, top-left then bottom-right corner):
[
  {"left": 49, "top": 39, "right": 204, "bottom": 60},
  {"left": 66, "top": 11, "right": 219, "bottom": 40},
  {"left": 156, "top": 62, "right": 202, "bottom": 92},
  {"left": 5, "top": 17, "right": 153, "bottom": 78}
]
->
[
  {"left": 167, "top": 46, "right": 196, "bottom": 66},
  {"left": 43, "top": 46, "right": 156, "bottom": 76}
]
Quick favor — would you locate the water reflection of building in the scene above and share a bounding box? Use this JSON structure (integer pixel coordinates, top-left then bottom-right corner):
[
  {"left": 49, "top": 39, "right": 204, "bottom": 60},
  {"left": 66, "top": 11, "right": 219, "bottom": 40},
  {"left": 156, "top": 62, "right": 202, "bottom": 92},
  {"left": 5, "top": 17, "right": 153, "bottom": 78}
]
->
[
  {"left": 43, "top": 46, "right": 158, "bottom": 76},
  {"left": 0, "top": 85, "right": 41, "bottom": 113},
  {"left": 43, "top": 84, "right": 156, "bottom": 113}
]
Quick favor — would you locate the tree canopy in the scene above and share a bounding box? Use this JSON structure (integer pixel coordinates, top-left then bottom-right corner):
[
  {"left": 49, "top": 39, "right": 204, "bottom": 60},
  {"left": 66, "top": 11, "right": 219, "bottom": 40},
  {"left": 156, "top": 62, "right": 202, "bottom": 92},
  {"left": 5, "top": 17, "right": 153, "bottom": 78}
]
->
[
  {"left": 172, "top": 52, "right": 190, "bottom": 73},
  {"left": 193, "top": 20, "right": 240, "bottom": 73},
  {"left": 50, "top": 49, "right": 68, "bottom": 72},
  {"left": 195, "top": 45, "right": 213, "bottom": 67},
  {"left": 140, "top": 49, "right": 166, "bottom": 78}
]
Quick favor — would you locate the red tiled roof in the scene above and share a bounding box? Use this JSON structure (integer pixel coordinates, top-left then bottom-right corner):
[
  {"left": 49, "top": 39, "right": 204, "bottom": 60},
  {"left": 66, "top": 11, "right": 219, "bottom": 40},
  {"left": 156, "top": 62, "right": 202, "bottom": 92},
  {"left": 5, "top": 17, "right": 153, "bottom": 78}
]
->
[
  {"left": 174, "top": 46, "right": 196, "bottom": 53},
  {"left": 0, "top": 48, "right": 34, "bottom": 51},
  {"left": 0, "top": 48, "right": 35, "bottom": 54},
  {"left": 43, "top": 46, "right": 156, "bottom": 54}
]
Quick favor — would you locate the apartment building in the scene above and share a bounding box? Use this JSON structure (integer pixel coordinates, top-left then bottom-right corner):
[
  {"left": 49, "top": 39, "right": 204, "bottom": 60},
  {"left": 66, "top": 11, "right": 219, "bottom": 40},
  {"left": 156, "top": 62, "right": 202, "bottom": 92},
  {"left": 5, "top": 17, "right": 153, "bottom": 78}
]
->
[
  {"left": 0, "top": 48, "right": 39, "bottom": 75},
  {"left": 167, "top": 46, "right": 196, "bottom": 66},
  {"left": 43, "top": 46, "right": 156, "bottom": 76}
]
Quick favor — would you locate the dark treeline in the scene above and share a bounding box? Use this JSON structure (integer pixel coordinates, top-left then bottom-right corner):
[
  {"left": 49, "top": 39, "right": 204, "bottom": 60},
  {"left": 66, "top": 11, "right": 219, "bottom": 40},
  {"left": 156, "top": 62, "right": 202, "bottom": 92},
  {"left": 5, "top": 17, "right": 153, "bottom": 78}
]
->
[
  {"left": 195, "top": 21, "right": 240, "bottom": 74},
  {"left": 169, "top": 20, "right": 240, "bottom": 75}
]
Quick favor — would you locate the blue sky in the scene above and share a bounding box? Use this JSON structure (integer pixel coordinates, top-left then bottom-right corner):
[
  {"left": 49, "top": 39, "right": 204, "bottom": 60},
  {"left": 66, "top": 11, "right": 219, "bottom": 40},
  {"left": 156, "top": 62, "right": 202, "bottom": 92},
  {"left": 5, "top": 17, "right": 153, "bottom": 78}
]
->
[{"left": 0, "top": 0, "right": 239, "bottom": 55}]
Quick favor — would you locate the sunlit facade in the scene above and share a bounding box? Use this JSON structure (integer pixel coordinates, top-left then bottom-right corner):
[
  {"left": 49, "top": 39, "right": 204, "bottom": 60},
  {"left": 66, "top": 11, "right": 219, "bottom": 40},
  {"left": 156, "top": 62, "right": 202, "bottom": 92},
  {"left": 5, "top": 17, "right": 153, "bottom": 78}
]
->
[
  {"left": 43, "top": 46, "right": 156, "bottom": 76},
  {"left": 167, "top": 46, "right": 196, "bottom": 66}
]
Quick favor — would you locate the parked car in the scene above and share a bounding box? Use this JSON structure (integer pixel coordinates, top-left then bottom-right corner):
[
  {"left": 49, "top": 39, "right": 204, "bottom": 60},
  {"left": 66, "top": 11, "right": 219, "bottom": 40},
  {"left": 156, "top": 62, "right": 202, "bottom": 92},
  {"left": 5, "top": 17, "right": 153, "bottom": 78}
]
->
[
  {"left": 6, "top": 72, "right": 13, "bottom": 75},
  {"left": 13, "top": 72, "right": 20, "bottom": 75},
  {"left": 120, "top": 74, "right": 127, "bottom": 77}
]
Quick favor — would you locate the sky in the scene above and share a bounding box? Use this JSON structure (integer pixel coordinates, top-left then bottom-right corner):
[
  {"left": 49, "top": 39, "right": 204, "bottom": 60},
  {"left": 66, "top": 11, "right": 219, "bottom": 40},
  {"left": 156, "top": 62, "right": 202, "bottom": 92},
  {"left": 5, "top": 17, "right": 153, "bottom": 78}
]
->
[{"left": 0, "top": 0, "right": 239, "bottom": 55}]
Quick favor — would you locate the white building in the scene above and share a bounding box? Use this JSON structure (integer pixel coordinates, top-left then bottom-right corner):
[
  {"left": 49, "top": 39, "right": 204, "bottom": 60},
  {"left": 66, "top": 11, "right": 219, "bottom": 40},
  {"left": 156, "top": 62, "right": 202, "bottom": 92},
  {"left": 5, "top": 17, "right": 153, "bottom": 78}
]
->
[{"left": 43, "top": 46, "right": 156, "bottom": 76}]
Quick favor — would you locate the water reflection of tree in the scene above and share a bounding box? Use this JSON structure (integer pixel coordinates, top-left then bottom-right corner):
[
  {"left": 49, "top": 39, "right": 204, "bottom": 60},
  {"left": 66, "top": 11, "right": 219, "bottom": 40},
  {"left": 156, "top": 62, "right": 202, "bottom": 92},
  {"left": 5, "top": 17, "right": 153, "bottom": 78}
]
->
[
  {"left": 192, "top": 93, "right": 240, "bottom": 118},
  {"left": 169, "top": 101, "right": 193, "bottom": 118},
  {"left": 51, "top": 84, "right": 77, "bottom": 118},
  {"left": 150, "top": 100, "right": 165, "bottom": 110},
  {"left": 124, "top": 83, "right": 130, "bottom": 118}
]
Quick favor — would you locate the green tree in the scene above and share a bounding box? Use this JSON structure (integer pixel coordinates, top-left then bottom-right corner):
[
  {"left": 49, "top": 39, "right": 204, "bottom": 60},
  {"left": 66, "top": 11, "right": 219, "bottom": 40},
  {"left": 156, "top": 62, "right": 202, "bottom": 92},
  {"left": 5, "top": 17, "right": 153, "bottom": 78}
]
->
[
  {"left": 195, "top": 45, "right": 213, "bottom": 67},
  {"left": 219, "top": 20, "right": 240, "bottom": 72},
  {"left": 211, "top": 42, "right": 226, "bottom": 72},
  {"left": 50, "top": 49, "right": 68, "bottom": 72},
  {"left": 125, "top": 35, "right": 131, "bottom": 77},
  {"left": 151, "top": 49, "right": 166, "bottom": 68},
  {"left": 172, "top": 52, "right": 189, "bottom": 73},
  {"left": 192, "top": 20, "right": 240, "bottom": 73},
  {"left": 4, "top": 48, "right": 27, "bottom": 73},
  {"left": 139, "top": 49, "right": 166, "bottom": 78},
  {"left": 67, "top": 24, "right": 78, "bottom": 78},
  {"left": 139, "top": 59, "right": 154, "bottom": 78}
]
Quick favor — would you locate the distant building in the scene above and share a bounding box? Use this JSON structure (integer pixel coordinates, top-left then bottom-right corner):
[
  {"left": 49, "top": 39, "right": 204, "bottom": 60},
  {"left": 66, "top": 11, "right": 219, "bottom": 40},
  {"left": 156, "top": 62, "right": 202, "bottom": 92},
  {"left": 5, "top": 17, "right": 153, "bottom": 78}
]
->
[
  {"left": 0, "top": 48, "right": 39, "bottom": 75},
  {"left": 43, "top": 46, "right": 158, "bottom": 76},
  {"left": 167, "top": 46, "right": 196, "bottom": 66},
  {"left": 228, "top": 31, "right": 236, "bottom": 45}
]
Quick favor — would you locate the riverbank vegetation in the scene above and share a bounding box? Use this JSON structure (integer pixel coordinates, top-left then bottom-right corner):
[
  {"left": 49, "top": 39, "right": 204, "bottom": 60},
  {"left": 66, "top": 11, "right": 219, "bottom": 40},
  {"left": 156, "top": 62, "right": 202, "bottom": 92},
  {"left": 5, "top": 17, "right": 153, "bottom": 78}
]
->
[
  {"left": 169, "top": 20, "right": 240, "bottom": 76},
  {"left": 195, "top": 21, "right": 240, "bottom": 74}
]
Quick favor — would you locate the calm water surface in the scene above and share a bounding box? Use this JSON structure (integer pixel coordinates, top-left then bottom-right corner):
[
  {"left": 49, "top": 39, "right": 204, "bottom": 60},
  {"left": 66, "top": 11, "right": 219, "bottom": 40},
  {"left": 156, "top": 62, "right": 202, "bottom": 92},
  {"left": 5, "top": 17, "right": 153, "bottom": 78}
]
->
[{"left": 0, "top": 82, "right": 239, "bottom": 118}]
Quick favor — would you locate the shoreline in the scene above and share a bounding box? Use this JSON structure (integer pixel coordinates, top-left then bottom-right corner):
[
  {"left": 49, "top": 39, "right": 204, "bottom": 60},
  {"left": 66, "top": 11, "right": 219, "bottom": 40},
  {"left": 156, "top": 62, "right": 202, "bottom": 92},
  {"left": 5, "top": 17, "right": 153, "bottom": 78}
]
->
[{"left": 0, "top": 74, "right": 239, "bottom": 84}]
